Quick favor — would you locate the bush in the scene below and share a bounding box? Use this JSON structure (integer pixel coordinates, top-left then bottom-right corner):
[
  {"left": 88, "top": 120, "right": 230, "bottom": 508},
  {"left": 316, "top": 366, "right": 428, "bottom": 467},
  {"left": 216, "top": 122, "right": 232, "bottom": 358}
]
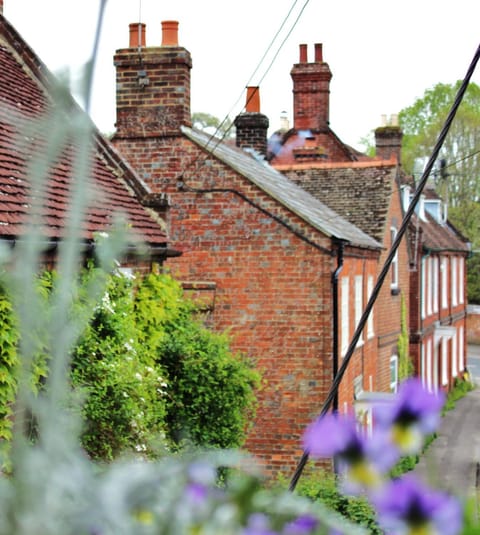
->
[{"left": 135, "top": 273, "right": 260, "bottom": 450}]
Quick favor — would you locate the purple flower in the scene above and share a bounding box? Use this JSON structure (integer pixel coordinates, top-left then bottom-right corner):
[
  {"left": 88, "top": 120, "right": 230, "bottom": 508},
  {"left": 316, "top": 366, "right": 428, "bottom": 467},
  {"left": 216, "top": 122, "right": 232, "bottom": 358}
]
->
[
  {"left": 374, "top": 378, "right": 445, "bottom": 454},
  {"left": 372, "top": 474, "right": 462, "bottom": 535},
  {"left": 282, "top": 514, "right": 318, "bottom": 534},
  {"left": 242, "top": 513, "right": 278, "bottom": 535},
  {"left": 303, "top": 413, "right": 396, "bottom": 490}
]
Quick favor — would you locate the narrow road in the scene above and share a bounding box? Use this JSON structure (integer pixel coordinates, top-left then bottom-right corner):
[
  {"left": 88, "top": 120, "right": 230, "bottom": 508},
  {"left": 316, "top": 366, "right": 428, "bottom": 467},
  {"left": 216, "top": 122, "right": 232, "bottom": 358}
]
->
[{"left": 414, "top": 345, "right": 480, "bottom": 499}]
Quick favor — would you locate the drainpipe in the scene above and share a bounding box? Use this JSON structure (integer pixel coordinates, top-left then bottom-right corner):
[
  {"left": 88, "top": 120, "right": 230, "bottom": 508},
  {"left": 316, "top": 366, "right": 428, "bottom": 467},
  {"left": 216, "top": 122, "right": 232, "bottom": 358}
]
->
[
  {"left": 331, "top": 238, "right": 346, "bottom": 414},
  {"left": 331, "top": 238, "right": 346, "bottom": 476}
]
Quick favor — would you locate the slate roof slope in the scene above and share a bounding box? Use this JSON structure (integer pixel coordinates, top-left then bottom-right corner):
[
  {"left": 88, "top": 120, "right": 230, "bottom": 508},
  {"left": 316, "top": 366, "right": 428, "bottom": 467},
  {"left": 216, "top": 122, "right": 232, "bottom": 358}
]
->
[
  {"left": 277, "top": 162, "right": 398, "bottom": 243},
  {"left": 0, "top": 15, "right": 169, "bottom": 254},
  {"left": 181, "top": 126, "right": 381, "bottom": 250}
]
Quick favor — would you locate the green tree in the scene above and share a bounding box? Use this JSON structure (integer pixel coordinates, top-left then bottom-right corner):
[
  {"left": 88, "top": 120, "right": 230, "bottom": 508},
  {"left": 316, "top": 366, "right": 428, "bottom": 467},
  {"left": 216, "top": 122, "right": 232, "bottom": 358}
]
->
[
  {"left": 192, "top": 112, "right": 235, "bottom": 138},
  {"left": 399, "top": 81, "right": 480, "bottom": 206},
  {"left": 399, "top": 82, "right": 480, "bottom": 302}
]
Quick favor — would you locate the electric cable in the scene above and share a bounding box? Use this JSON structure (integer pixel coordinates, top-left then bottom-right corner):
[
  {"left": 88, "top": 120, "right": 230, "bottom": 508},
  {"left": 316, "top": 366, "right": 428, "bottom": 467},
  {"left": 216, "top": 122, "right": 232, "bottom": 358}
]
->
[
  {"left": 288, "top": 42, "right": 480, "bottom": 493},
  {"left": 182, "top": 0, "right": 311, "bottom": 177}
]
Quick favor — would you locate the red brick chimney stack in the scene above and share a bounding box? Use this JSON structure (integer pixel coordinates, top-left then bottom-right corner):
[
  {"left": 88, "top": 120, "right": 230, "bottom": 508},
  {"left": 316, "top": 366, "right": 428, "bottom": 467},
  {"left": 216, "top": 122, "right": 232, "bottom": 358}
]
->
[
  {"left": 113, "top": 20, "right": 192, "bottom": 140},
  {"left": 291, "top": 42, "right": 332, "bottom": 132},
  {"left": 374, "top": 115, "right": 403, "bottom": 162},
  {"left": 234, "top": 86, "right": 269, "bottom": 157}
]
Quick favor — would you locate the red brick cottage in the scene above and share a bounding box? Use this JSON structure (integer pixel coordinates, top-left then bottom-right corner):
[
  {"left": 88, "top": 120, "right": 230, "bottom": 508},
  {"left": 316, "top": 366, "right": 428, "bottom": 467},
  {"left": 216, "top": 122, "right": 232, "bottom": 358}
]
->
[
  {"left": 402, "top": 182, "right": 470, "bottom": 393},
  {"left": 268, "top": 44, "right": 411, "bottom": 406},
  {"left": 0, "top": 9, "right": 175, "bottom": 269},
  {"left": 111, "top": 21, "right": 382, "bottom": 474}
]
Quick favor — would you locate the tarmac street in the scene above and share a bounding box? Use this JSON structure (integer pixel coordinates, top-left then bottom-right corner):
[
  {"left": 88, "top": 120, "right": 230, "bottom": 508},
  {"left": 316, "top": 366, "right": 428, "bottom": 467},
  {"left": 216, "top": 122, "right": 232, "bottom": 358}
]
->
[{"left": 413, "top": 345, "right": 480, "bottom": 499}]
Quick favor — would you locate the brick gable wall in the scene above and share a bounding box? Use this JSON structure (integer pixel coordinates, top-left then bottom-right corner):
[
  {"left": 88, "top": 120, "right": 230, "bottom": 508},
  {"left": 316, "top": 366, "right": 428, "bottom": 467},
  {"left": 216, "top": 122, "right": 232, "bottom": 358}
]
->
[{"left": 114, "top": 133, "right": 380, "bottom": 474}]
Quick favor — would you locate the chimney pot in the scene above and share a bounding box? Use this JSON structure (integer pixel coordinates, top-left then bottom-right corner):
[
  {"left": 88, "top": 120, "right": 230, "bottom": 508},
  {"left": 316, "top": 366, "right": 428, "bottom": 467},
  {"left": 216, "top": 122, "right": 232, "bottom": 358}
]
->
[
  {"left": 314, "top": 43, "right": 323, "bottom": 63},
  {"left": 299, "top": 44, "right": 308, "bottom": 63},
  {"left": 129, "top": 22, "right": 146, "bottom": 48},
  {"left": 245, "top": 87, "right": 260, "bottom": 113},
  {"left": 162, "top": 20, "right": 179, "bottom": 46}
]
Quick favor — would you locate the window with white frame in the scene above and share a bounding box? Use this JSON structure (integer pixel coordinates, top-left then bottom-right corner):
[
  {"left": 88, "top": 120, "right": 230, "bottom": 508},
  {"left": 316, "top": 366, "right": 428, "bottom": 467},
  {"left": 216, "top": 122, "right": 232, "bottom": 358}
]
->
[
  {"left": 441, "top": 339, "right": 448, "bottom": 386},
  {"left": 440, "top": 256, "right": 448, "bottom": 309},
  {"left": 452, "top": 329, "right": 458, "bottom": 378},
  {"left": 341, "top": 276, "right": 349, "bottom": 356},
  {"left": 354, "top": 275, "right": 364, "bottom": 346},
  {"left": 367, "top": 275, "right": 374, "bottom": 339},
  {"left": 390, "top": 227, "right": 399, "bottom": 291},
  {"left": 432, "top": 256, "right": 439, "bottom": 313},
  {"left": 451, "top": 256, "right": 458, "bottom": 306},
  {"left": 426, "top": 257, "right": 433, "bottom": 316},
  {"left": 459, "top": 325, "right": 465, "bottom": 371},
  {"left": 421, "top": 258, "right": 426, "bottom": 319},
  {"left": 459, "top": 257, "right": 464, "bottom": 304},
  {"left": 390, "top": 355, "right": 398, "bottom": 393},
  {"left": 426, "top": 338, "right": 433, "bottom": 392}
]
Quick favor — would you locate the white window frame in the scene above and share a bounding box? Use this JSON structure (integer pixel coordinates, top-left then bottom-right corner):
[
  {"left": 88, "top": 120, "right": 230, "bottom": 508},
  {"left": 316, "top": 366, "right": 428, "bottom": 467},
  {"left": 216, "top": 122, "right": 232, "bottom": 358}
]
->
[
  {"left": 451, "top": 256, "right": 458, "bottom": 307},
  {"left": 341, "top": 276, "right": 349, "bottom": 356},
  {"left": 426, "top": 338, "right": 433, "bottom": 392},
  {"left": 432, "top": 256, "right": 439, "bottom": 313},
  {"left": 441, "top": 339, "right": 448, "bottom": 386},
  {"left": 459, "top": 325, "right": 465, "bottom": 371},
  {"left": 354, "top": 275, "right": 364, "bottom": 346},
  {"left": 390, "top": 226, "right": 399, "bottom": 291},
  {"left": 421, "top": 258, "right": 426, "bottom": 319},
  {"left": 440, "top": 256, "right": 448, "bottom": 309},
  {"left": 459, "top": 257, "right": 464, "bottom": 305},
  {"left": 390, "top": 355, "right": 398, "bottom": 393},
  {"left": 452, "top": 329, "right": 458, "bottom": 378},
  {"left": 426, "top": 257, "right": 433, "bottom": 316},
  {"left": 367, "top": 275, "right": 374, "bottom": 339}
]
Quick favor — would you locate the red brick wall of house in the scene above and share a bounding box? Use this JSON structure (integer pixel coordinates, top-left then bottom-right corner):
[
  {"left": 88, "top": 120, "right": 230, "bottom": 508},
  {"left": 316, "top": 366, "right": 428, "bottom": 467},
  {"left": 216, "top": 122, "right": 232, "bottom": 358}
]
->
[
  {"left": 336, "top": 255, "right": 379, "bottom": 410},
  {"left": 374, "top": 176, "right": 410, "bottom": 392},
  {"left": 114, "top": 133, "right": 379, "bottom": 474},
  {"left": 467, "top": 307, "right": 480, "bottom": 344}
]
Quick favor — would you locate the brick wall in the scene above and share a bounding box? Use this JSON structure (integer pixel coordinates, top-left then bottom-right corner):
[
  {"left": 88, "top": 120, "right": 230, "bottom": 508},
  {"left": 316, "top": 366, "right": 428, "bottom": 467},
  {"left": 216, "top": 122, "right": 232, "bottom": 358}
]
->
[
  {"left": 114, "top": 133, "right": 380, "bottom": 475},
  {"left": 467, "top": 305, "right": 480, "bottom": 344}
]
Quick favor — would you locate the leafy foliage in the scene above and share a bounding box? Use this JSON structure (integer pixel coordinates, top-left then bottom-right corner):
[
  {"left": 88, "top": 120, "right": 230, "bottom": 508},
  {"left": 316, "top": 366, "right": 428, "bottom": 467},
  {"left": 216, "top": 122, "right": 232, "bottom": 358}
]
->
[
  {"left": 0, "top": 285, "right": 18, "bottom": 445},
  {"left": 397, "top": 293, "right": 413, "bottom": 381},
  {"left": 0, "top": 267, "right": 259, "bottom": 462},
  {"left": 71, "top": 269, "right": 169, "bottom": 460},
  {"left": 399, "top": 81, "right": 480, "bottom": 301},
  {"left": 296, "top": 471, "right": 381, "bottom": 534},
  {"left": 135, "top": 273, "right": 260, "bottom": 450}
]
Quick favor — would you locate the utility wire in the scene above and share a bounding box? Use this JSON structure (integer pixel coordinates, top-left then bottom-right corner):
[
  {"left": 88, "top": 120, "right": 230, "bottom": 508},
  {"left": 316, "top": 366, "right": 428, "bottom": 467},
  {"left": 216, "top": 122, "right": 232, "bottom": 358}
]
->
[
  {"left": 288, "top": 42, "right": 480, "bottom": 493},
  {"left": 181, "top": 0, "right": 311, "bottom": 177}
]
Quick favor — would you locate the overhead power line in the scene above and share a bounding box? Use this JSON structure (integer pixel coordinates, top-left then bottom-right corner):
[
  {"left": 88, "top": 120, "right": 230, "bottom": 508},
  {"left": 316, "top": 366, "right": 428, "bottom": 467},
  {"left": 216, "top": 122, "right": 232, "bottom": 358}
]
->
[{"left": 288, "top": 41, "right": 480, "bottom": 493}]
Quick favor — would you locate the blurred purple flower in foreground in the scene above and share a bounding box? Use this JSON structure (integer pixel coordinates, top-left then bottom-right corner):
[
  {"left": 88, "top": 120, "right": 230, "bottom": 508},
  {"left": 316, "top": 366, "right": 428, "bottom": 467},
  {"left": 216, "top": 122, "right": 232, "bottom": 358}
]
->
[
  {"left": 303, "top": 413, "right": 396, "bottom": 490},
  {"left": 372, "top": 474, "right": 462, "bottom": 535},
  {"left": 282, "top": 514, "right": 318, "bottom": 534},
  {"left": 374, "top": 378, "right": 445, "bottom": 454}
]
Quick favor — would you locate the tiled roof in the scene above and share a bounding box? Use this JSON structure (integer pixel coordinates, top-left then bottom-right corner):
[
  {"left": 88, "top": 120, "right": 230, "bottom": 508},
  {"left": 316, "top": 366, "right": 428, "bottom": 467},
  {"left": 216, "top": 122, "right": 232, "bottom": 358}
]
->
[
  {"left": 181, "top": 126, "right": 381, "bottom": 251},
  {"left": 0, "top": 16, "right": 169, "bottom": 254},
  {"left": 418, "top": 212, "right": 470, "bottom": 253},
  {"left": 278, "top": 161, "right": 398, "bottom": 243}
]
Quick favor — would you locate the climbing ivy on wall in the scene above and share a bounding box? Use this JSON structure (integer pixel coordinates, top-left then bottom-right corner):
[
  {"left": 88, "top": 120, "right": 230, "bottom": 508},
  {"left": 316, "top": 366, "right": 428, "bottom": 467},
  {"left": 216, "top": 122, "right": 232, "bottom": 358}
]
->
[{"left": 398, "top": 293, "right": 413, "bottom": 381}]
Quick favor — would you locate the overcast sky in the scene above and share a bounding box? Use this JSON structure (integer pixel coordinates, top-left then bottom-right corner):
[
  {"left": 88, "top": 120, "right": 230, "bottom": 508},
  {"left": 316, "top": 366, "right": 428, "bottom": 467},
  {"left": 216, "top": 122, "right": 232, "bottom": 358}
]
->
[{"left": 4, "top": 0, "right": 480, "bottom": 150}]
